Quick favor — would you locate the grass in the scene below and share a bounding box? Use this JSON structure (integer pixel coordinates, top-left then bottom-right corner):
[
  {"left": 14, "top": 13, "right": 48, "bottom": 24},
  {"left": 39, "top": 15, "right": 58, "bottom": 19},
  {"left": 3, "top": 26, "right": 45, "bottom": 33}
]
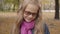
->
[
  {"left": 43, "top": 12, "right": 60, "bottom": 34},
  {"left": 0, "top": 12, "right": 60, "bottom": 34},
  {"left": 0, "top": 12, "right": 17, "bottom": 34}
]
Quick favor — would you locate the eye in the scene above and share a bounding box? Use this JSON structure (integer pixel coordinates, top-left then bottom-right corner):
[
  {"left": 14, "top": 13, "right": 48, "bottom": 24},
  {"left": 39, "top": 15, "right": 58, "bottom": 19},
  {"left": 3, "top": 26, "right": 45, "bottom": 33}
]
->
[
  {"left": 33, "top": 13, "right": 36, "bottom": 15},
  {"left": 27, "top": 12, "right": 31, "bottom": 15},
  {"left": 24, "top": 11, "right": 31, "bottom": 15},
  {"left": 24, "top": 11, "right": 37, "bottom": 16}
]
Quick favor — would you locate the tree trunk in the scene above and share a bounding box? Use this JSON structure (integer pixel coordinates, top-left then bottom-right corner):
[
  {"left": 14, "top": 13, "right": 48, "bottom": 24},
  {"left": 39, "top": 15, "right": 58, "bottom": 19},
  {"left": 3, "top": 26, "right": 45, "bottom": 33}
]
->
[{"left": 55, "top": 0, "right": 59, "bottom": 19}]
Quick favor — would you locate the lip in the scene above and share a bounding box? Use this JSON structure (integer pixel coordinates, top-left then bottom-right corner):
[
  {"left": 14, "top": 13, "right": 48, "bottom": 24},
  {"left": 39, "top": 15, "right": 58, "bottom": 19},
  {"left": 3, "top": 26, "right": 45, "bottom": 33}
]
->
[
  {"left": 26, "top": 19, "right": 32, "bottom": 21},
  {"left": 27, "top": 19, "right": 32, "bottom": 21}
]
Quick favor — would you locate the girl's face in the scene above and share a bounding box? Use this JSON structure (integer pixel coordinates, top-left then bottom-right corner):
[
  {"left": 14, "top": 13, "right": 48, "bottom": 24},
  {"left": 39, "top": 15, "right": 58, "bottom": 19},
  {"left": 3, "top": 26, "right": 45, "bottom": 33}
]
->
[{"left": 23, "top": 4, "right": 39, "bottom": 22}]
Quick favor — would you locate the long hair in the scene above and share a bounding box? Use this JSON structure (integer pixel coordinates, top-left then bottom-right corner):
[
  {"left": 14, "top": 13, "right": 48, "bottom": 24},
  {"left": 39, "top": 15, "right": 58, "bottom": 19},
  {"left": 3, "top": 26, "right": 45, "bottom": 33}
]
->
[{"left": 13, "top": 1, "right": 44, "bottom": 34}]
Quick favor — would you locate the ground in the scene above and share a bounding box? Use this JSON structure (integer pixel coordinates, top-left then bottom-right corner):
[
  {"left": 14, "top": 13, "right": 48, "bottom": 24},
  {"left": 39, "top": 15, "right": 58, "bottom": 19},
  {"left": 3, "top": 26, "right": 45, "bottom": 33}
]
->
[{"left": 0, "top": 12, "right": 60, "bottom": 34}]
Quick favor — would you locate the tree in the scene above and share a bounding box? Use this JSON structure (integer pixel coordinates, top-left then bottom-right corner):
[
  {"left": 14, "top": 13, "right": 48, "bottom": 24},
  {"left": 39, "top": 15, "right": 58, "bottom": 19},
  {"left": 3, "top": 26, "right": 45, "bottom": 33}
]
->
[
  {"left": 55, "top": 0, "right": 59, "bottom": 19},
  {"left": 4, "top": 0, "right": 19, "bottom": 11}
]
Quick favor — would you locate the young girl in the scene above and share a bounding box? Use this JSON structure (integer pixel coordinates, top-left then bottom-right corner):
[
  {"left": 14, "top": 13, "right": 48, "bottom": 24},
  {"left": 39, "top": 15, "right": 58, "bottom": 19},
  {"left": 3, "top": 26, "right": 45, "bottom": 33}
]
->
[{"left": 12, "top": 1, "right": 50, "bottom": 34}]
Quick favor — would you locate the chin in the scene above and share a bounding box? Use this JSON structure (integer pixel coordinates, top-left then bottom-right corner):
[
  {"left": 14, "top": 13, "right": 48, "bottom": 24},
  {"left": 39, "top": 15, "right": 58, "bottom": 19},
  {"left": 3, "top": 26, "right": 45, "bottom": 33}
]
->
[
  {"left": 25, "top": 19, "right": 33, "bottom": 22},
  {"left": 26, "top": 20, "right": 32, "bottom": 22},
  {"left": 26, "top": 21, "right": 31, "bottom": 22}
]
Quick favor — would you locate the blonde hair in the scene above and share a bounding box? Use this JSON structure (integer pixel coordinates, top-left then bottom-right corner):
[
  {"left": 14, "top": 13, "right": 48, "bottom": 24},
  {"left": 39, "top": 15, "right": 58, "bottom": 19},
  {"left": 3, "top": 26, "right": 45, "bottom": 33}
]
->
[{"left": 14, "top": 0, "right": 44, "bottom": 34}]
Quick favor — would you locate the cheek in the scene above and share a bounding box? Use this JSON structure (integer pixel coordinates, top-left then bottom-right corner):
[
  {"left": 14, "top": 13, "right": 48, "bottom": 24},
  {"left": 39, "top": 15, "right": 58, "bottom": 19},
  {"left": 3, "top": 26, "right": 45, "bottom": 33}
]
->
[
  {"left": 32, "top": 15, "right": 37, "bottom": 20},
  {"left": 23, "top": 14, "right": 27, "bottom": 19},
  {"left": 33, "top": 16, "right": 36, "bottom": 20},
  {"left": 24, "top": 14, "right": 26, "bottom": 18}
]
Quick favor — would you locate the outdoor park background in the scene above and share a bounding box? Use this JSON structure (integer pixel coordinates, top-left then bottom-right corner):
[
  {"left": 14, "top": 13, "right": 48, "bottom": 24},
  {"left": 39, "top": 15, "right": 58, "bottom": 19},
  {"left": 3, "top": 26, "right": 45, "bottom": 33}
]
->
[{"left": 0, "top": 0, "right": 60, "bottom": 34}]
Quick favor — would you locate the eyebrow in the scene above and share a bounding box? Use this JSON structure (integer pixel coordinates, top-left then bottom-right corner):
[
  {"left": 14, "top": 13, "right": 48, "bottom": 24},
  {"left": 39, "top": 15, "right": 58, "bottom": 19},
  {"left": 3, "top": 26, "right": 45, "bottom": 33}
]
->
[{"left": 25, "top": 10, "right": 37, "bottom": 14}]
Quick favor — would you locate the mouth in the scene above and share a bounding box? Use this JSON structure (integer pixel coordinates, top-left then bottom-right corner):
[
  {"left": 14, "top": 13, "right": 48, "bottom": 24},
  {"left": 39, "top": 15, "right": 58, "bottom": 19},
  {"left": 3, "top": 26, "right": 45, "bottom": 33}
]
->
[{"left": 25, "top": 19, "right": 32, "bottom": 22}]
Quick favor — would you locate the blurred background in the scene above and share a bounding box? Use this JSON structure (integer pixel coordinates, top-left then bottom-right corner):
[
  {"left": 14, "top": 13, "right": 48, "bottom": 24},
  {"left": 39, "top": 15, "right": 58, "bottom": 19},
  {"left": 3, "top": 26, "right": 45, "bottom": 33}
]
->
[{"left": 0, "top": 0, "right": 60, "bottom": 34}]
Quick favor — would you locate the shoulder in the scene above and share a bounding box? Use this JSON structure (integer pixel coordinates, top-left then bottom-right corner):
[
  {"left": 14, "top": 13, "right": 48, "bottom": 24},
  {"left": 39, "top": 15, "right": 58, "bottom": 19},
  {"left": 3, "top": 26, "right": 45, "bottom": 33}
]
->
[
  {"left": 42, "top": 21, "right": 50, "bottom": 34},
  {"left": 42, "top": 21, "right": 49, "bottom": 29},
  {"left": 42, "top": 21, "right": 48, "bottom": 27}
]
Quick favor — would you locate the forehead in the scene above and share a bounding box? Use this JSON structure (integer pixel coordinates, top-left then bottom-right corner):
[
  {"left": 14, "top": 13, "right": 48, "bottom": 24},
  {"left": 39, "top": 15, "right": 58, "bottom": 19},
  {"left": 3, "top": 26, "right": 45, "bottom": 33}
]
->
[{"left": 25, "top": 4, "right": 39, "bottom": 13}]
